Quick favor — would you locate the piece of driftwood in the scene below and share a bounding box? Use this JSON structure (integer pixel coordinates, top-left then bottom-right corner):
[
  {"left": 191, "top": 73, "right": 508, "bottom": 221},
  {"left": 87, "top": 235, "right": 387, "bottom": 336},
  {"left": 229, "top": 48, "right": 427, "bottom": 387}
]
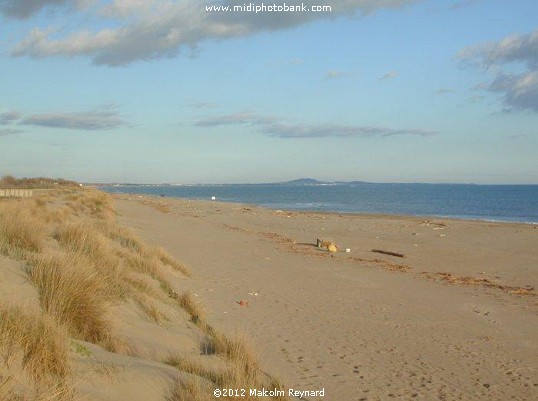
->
[
  {"left": 317, "top": 238, "right": 333, "bottom": 248},
  {"left": 372, "top": 249, "right": 405, "bottom": 258}
]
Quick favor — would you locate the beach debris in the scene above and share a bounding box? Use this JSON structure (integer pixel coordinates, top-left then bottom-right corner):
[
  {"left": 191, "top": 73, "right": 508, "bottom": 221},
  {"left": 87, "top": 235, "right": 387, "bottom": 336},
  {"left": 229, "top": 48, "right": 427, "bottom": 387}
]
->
[
  {"left": 420, "top": 220, "right": 447, "bottom": 228},
  {"left": 422, "top": 272, "right": 536, "bottom": 295},
  {"left": 317, "top": 238, "right": 338, "bottom": 252},
  {"left": 349, "top": 256, "right": 411, "bottom": 272},
  {"left": 317, "top": 238, "right": 332, "bottom": 248},
  {"left": 211, "top": 196, "right": 216, "bottom": 200},
  {"left": 238, "top": 300, "right": 248, "bottom": 307},
  {"left": 248, "top": 291, "right": 259, "bottom": 296},
  {"left": 372, "top": 249, "right": 405, "bottom": 258},
  {"left": 345, "top": 248, "right": 351, "bottom": 253}
]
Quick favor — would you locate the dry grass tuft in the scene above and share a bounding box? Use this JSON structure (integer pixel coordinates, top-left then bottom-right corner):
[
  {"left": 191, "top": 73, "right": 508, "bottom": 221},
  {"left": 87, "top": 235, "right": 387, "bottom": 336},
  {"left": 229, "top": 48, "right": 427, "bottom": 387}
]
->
[
  {"left": 108, "top": 226, "right": 145, "bottom": 255},
  {"left": 0, "top": 304, "right": 71, "bottom": 383},
  {"left": 0, "top": 200, "right": 44, "bottom": 258},
  {"left": 54, "top": 222, "right": 105, "bottom": 257},
  {"left": 131, "top": 293, "right": 168, "bottom": 324},
  {"left": 165, "top": 377, "right": 213, "bottom": 401},
  {"left": 165, "top": 347, "right": 287, "bottom": 401},
  {"left": 151, "top": 247, "right": 191, "bottom": 277},
  {"left": 164, "top": 354, "right": 220, "bottom": 384},
  {"left": 98, "top": 332, "right": 135, "bottom": 356},
  {"left": 209, "top": 332, "right": 259, "bottom": 377},
  {"left": 177, "top": 291, "right": 205, "bottom": 325},
  {"left": 26, "top": 253, "right": 111, "bottom": 344}
]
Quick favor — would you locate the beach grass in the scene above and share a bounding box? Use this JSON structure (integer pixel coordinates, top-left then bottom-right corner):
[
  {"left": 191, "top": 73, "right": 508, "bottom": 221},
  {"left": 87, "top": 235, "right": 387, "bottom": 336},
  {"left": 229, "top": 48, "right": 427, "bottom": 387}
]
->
[{"left": 0, "top": 177, "right": 287, "bottom": 400}]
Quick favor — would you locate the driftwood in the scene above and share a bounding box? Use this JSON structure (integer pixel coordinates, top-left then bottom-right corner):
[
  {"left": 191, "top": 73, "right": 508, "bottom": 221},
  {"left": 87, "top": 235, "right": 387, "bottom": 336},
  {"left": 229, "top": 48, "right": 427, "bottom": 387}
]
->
[
  {"left": 372, "top": 249, "right": 405, "bottom": 258},
  {"left": 317, "top": 238, "right": 333, "bottom": 249}
]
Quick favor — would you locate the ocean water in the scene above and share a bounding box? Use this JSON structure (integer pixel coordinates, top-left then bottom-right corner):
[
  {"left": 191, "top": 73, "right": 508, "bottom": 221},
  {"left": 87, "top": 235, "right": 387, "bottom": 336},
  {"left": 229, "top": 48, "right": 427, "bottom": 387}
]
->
[{"left": 101, "top": 183, "right": 538, "bottom": 224}]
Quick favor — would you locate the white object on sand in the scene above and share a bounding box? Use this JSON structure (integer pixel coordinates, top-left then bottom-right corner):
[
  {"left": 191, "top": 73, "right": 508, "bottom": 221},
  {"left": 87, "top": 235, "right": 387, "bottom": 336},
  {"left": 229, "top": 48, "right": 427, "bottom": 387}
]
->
[
  {"left": 345, "top": 248, "right": 351, "bottom": 253},
  {"left": 211, "top": 196, "right": 216, "bottom": 200}
]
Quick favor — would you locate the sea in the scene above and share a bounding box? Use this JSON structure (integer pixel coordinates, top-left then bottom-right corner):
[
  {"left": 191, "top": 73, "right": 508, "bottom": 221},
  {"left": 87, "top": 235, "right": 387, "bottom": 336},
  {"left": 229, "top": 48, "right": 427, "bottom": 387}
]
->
[{"left": 100, "top": 183, "right": 538, "bottom": 224}]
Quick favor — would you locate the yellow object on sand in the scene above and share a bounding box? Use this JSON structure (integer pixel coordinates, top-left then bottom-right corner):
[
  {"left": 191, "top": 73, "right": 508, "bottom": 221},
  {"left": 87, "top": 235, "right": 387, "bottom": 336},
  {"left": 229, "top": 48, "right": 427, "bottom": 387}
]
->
[{"left": 327, "top": 244, "right": 337, "bottom": 253}]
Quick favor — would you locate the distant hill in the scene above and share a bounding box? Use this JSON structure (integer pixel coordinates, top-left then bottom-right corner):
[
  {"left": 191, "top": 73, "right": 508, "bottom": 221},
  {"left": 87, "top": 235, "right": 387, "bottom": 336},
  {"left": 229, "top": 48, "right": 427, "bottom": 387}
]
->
[
  {"left": 278, "top": 178, "right": 371, "bottom": 186},
  {"left": 93, "top": 179, "right": 374, "bottom": 186},
  {"left": 279, "top": 178, "right": 325, "bottom": 185}
]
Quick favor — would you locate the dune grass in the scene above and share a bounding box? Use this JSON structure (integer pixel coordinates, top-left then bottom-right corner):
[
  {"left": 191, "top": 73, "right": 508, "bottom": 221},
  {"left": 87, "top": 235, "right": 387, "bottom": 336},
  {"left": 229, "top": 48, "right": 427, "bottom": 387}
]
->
[
  {"left": 0, "top": 200, "right": 45, "bottom": 258},
  {"left": 0, "top": 304, "right": 71, "bottom": 382},
  {"left": 177, "top": 291, "right": 205, "bottom": 325},
  {"left": 165, "top": 378, "right": 213, "bottom": 401},
  {"left": 1, "top": 182, "right": 287, "bottom": 400},
  {"left": 164, "top": 327, "right": 288, "bottom": 400},
  {"left": 0, "top": 304, "right": 72, "bottom": 400},
  {"left": 26, "top": 253, "right": 112, "bottom": 344}
]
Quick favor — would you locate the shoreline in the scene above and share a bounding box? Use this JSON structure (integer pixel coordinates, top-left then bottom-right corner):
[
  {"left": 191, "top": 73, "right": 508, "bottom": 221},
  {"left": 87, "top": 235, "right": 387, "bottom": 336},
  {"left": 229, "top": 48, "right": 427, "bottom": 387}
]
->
[{"left": 105, "top": 190, "right": 538, "bottom": 226}]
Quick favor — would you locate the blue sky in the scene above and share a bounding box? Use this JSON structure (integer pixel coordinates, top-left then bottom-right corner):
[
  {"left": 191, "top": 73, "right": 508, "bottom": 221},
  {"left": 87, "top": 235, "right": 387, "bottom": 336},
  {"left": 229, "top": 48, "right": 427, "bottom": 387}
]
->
[{"left": 0, "top": 0, "right": 537, "bottom": 184}]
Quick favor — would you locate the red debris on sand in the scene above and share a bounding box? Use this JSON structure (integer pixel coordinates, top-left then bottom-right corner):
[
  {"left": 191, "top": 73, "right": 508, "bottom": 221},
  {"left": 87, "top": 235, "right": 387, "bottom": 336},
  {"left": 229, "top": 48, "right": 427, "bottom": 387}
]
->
[{"left": 238, "top": 300, "right": 248, "bottom": 307}]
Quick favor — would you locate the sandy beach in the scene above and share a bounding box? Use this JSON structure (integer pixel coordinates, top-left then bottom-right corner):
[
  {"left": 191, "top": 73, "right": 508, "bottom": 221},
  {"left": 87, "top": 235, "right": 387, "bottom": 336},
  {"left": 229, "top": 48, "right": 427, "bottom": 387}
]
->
[
  {"left": 1, "top": 188, "right": 536, "bottom": 401},
  {"left": 111, "top": 194, "right": 537, "bottom": 401}
]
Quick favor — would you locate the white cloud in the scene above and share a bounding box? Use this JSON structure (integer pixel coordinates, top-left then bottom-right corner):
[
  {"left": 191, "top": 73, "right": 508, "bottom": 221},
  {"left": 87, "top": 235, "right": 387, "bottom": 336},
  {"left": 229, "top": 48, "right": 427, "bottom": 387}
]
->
[
  {"left": 458, "top": 29, "right": 538, "bottom": 112},
  {"left": 379, "top": 71, "right": 398, "bottom": 80},
  {"left": 0, "top": 107, "right": 126, "bottom": 130},
  {"left": 196, "top": 112, "right": 277, "bottom": 127},
  {"left": 458, "top": 30, "right": 538, "bottom": 68},
  {"left": 0, "top": 111, "right": 21, "bottom": 124},
  {"left": 325, "top": 70, "right": 351, "bottom": 79},
  {"left": 489, "top": 71, "right": 538, "bottom": 112},
  {"left": 509, "top": 133, "right": 528, "bottom": 139},
  {"left": 0, "top": 0, "right": 92, "bottom": 19},
  {"left": 196, "top": 112, "right": 436, "bottom": 138},
  {"left": 9, "top": 0, "right": 422, "bottom": 66},
  {"left": 0, "top": 128, "right": 23, "bottom": 136},
  {"left": 21, "top": 109, "right": 125, "bottom": 130}
]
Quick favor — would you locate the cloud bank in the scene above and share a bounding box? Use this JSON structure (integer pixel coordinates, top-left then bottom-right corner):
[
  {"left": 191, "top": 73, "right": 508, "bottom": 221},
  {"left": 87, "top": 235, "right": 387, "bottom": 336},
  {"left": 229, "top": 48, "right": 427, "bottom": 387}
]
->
[
  {"left": 0, "top": 0, "right": 93, "bottom": 19},
  {"left": 6, "top": 0, "right": 421, "bottom": 66},
  {"left": 0, "top": 111, "right": 21, "bottom": 124},
  {"left": 0, "top": 128, "right": 23, "bottom": 137},
  {"left": 0, "top": 0, "right": 69, "bottom": 19},
  {"left": 196, "top": 112, "right": 436, "bottom": 138},
  {"left": 459, "top": 29, "right": 538, "bottom": 112},
  {"left": 0, "top": 108, "right": 125, "bottom": 130}
]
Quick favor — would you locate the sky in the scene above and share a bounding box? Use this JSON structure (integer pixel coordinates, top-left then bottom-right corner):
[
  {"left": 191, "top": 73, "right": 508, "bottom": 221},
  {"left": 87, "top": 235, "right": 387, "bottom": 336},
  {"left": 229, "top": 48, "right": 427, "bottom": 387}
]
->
[{"left": 0, "top": 0, "right": 537, "bottom": 184}]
